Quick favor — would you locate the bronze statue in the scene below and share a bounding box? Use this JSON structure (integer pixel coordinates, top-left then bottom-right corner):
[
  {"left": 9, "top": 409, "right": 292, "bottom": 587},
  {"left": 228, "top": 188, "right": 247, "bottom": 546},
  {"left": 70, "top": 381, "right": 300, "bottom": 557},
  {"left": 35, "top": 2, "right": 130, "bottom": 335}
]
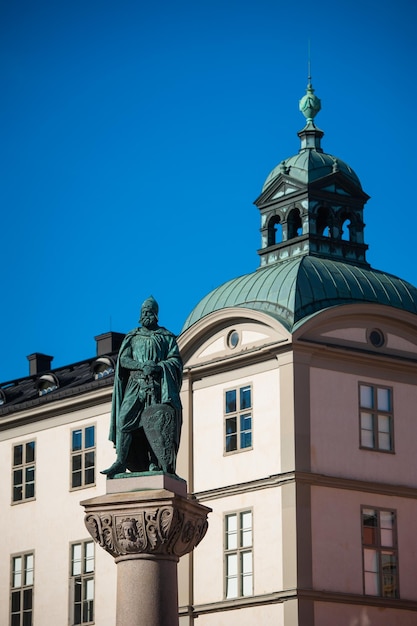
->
[{"left": 101, "top": 296, "right": 183, "bottom": 478}]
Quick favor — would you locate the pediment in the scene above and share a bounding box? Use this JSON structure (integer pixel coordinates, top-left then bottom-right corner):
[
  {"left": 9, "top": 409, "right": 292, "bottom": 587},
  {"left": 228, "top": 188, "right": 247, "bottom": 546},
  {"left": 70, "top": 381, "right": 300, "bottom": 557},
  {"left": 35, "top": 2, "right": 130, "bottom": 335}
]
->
[
  {"left": 179, "top": 308, "right": 292, "bottom": 368},
  {"left": 294, "top": 304, "right": 417, "bottom": 360},
  {"left": 256, "top": 176, "right": 306, "bottom": 206},
  {"left": 311, "top": 171, "right": 370, "bottom": 201}
]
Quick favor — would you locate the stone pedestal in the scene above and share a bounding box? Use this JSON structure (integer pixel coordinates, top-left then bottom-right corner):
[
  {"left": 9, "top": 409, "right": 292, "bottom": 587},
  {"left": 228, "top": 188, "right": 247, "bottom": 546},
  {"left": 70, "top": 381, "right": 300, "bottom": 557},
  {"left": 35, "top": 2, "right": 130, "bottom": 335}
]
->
[{"left": 81, "top": 475, "right": 210, "bottom": 626}]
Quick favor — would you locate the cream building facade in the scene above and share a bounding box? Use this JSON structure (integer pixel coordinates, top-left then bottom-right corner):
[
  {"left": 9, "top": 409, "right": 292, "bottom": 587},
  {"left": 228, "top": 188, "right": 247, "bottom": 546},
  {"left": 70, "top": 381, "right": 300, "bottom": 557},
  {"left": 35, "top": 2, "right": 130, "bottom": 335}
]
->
[{"left": 1, "top": 83, "right": 417, "bottom": 625}]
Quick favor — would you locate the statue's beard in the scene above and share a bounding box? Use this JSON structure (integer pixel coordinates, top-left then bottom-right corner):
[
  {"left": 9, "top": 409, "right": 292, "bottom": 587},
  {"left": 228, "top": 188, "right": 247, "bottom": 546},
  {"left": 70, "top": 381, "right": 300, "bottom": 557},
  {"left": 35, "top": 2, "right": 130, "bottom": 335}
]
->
[{"left": 141, "top": 313, "right": 157, "bottom": 328}]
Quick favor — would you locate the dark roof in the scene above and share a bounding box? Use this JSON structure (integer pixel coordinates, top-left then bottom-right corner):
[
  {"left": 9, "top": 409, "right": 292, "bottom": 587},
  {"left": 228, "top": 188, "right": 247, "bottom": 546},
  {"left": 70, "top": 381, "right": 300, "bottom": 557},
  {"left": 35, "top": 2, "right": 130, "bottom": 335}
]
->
[{"left": 0, "top": 352, "right": 118, "bottom": 418}]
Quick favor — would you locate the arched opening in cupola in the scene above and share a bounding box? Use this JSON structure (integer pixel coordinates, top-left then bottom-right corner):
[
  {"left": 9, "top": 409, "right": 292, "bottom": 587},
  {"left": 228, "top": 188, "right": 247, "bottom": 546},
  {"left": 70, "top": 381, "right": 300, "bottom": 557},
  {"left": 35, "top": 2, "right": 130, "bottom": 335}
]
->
[
  {"left": 267, "top": 215, "right": 282, "bottom": 246},
  {"left": 287, "top": 208, "right": 302, "bottom": 239},
  {"left": 317, "top": 207, "right": 332, "bottom": 237}
]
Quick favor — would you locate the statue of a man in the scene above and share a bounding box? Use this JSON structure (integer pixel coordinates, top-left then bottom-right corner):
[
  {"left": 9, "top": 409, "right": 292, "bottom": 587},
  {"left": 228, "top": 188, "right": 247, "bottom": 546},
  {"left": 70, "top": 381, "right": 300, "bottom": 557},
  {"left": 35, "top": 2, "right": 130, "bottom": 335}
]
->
[{"left": 101, "top": 296, "right": 183, "bottom": 478}]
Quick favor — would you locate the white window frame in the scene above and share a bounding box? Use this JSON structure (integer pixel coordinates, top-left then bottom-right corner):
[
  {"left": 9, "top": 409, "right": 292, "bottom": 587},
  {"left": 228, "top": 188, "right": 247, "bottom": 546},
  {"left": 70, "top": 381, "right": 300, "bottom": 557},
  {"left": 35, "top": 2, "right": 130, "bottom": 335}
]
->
[
  {"left": 359, "top": 383, "right": 394, "bottom": 452},
  {"left": 10, "top": 551, "right": 34, "bottom": 626},
  {"left": 70, "top": 425, "right": 96, "bottom": 490},
  {"left": 224, "top": 509, "right": 253, "bottom": 599},
  {"left": 224, "top": 384, "right": 253, "bottom": 454},
  {"left": 69, "top": 540, "right": 95, "bottom": 625},
  {"left": 362, "top": 507, "right": 399, "bottom": 598},
  {"left": 12, "top": 440, "right": 36, "bottom": 504}
]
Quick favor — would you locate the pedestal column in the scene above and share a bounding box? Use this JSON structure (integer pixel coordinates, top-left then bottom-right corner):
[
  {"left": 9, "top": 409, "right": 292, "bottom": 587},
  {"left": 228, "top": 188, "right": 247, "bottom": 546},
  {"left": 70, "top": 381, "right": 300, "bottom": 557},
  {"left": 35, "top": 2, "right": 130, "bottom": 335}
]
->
[{"left": 81, "top": 476, "right": 210, "bottom": 626}]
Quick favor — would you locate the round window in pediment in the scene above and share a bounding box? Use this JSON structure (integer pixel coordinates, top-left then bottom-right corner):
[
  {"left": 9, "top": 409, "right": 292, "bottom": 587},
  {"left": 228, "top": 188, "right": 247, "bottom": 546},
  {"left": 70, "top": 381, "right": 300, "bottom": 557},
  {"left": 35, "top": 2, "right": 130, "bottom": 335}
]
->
[
  {"left": 227, "top": 330, "right": 240, "bottom": 349},
  {"left": 368, "top": 328, "right": 385, "bottom": 348}
]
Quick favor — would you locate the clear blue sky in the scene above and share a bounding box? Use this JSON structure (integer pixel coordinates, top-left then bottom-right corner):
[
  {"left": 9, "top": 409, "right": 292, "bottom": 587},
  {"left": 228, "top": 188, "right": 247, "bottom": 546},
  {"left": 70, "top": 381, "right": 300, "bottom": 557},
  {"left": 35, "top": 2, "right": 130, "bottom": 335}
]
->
[{"left": 1, "top": 0, "right": 416, "bottom": 381}]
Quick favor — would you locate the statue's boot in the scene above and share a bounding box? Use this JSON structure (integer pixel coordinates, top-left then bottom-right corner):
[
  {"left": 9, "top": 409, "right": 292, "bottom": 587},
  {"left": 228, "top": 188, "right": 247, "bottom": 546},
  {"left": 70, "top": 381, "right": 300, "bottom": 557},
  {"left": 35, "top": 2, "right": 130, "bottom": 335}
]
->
[{"left": 100, "top": 432, "right": 132, "bottom": 478}]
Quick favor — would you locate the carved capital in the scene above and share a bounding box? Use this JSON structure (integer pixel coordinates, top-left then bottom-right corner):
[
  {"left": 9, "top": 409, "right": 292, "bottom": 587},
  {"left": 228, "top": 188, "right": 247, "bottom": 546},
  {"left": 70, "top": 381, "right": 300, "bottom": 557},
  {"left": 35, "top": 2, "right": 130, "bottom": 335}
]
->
[{"left": 82, "top": 490, "right": 210, "bottom": 561}]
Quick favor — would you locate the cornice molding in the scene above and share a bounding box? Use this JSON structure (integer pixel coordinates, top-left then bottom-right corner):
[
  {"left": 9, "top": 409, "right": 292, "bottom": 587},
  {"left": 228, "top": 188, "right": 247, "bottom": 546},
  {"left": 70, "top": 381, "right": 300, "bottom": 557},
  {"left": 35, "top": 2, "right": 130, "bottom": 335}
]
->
[
  {"left": 183, "top": 587, "right": 417, "bottom": 617},
  {"left": 193, "top": 471, "right": 417, "bottom": 502},
  {"left": 0, "top": 385, "right": 113, "bottom": 432}
]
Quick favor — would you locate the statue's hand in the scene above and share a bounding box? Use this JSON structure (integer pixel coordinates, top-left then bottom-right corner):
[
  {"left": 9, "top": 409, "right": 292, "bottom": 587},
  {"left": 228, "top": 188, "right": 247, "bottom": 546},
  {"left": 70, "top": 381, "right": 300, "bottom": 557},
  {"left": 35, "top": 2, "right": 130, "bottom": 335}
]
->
[{"left": 143, "top": 361, "right": 162, "bottom": 378}]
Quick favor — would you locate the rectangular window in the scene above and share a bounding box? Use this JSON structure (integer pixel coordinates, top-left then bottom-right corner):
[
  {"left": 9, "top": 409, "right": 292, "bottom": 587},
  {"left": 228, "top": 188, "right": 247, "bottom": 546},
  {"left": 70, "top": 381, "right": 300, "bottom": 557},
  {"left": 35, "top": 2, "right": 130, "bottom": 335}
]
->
[
  {"left": 71, "top": 426, "right": 95, "bottom": 489},
  {"left": 224, "top": 510, "right": 253, "bottom": 599},
  {"left": 225, "top": 385, "right": 252, "bottom": 453},
  {"left": 70, "top": 541, "right": 95, "bottom": 625},
  {"left": 12, "top": 441, "right": 36, "bottom": 503},
  {"left": 10, "top": 552, "right": 34, "bottom": 626},
  {"left": 362, "top": 508, "right": 398, "bottom": 598},
  {"left": 359, "top": 384, "right": 393, "bottom": 452}
]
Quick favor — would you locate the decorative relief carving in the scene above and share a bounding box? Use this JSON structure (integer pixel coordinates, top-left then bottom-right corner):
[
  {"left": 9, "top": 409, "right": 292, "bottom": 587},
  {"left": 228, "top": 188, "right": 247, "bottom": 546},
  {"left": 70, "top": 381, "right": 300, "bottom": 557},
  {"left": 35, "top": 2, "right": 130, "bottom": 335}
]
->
[{"left": 84, "top": 501, "right": 209, "bottom": 560}]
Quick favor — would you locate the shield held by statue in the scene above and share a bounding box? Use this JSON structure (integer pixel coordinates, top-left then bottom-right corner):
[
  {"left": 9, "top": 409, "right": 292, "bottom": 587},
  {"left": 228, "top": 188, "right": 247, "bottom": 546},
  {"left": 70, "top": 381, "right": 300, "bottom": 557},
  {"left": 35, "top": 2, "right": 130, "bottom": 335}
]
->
[{"left": 140, "top": 402, "right": 177, "bottom": 474}]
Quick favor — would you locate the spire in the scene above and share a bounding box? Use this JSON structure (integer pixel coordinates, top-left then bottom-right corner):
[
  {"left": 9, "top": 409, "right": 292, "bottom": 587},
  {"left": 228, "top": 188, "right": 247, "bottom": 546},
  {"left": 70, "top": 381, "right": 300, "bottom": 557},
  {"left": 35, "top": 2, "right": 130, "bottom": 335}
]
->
[{"left": 297, "top": 75, "right": 323, "bottom": 151}]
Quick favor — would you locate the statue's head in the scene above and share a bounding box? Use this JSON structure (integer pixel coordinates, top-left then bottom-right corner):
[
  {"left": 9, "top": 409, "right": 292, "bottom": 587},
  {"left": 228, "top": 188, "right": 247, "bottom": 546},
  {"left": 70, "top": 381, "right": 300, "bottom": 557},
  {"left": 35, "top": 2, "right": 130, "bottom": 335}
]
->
[{"left": 140, "top": 296, "right": 159, "bottom": 329}]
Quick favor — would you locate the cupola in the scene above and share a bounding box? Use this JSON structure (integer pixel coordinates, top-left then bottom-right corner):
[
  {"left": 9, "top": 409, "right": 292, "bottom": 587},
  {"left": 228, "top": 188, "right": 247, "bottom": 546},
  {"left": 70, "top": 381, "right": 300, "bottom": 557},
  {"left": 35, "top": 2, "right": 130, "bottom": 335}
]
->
[{"left": 254, "top": 79, "right": 370, "bottom": 269}]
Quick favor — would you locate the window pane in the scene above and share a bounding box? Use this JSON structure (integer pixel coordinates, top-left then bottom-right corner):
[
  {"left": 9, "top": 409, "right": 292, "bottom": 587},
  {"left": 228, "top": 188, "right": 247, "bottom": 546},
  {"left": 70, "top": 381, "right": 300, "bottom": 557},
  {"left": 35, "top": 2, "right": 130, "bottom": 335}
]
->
[
  {"left": 226, "top": 554, "right": 238, "bottom": 598},
  {"left": 226, "top": 514, "right": 237, "bottom": 532},
  {"left": 240, "top": 386, "right": 251, "bottom": 410},
  {"left": 72, "top": 472, "right": 82, "bottom": 489},
  {"left": 85, "top": 542, "right": 94, "bottom": 573},
  {"left": 22, "top": 611, "right": 32, "bottom": 626},
  {"left": 226, "top": 417, "right": 236, "bottom": 435},
  {"left": 25, "top": 441, "right": 35, "bottom": 463},
  {"left": 11, "top": 590, "right": 21, "bottom": 612},
  {"left": 362, "top": 510, "right": 377, "bottom": 545},
  {"left": 72, "top": 430, "right": 82, "bottom": 451},
  {"left": 26, "top": 466, "right": 35, "bottom": 483},
  {"left": 13, "top": 469, "right": 23, "bottom": 487},
  {"left": 226, "top": 576, "right": 237, "bottom": 599},
  {"left": 25, "top": 555, "right": 34, "bottom": 586},
  {"left": 226, "top": 515, "right": 237, "bottom": 550},
  {"left": 380, "top": 511, "right": 394, "bottom": 547},
  {"left": 240, "top": 430, "right": 252, "bottom": 449},
  {"left": 85, "top": 426, "right": 95, "bottom": 449},
  {"left": 364, "top": 548, "right": 379, "bottom": 595},
  {"left": 13, "top": 557, "right": 22, "bottom": 587},
  {"left": 72, "top": 454, "right": 82, "bottom": 472},
  {"left": 378, "top": 416, "right": 391, "bottom": 450},
  {"left": 74, "top": 578, "right": 82, "bottom": 602},
  {"left": 13, "top": 485, "right": 23, "bottom": 502},
  {"left": 226, "top": 527, "right": 237, "bottom": 550},
  {"left": 85, "top": 451, "right": 95, "bottom": 469},
  {"left": 241, "top": 550, "right": 252, "bottom": 574},
  {"left": 361, "top": 429, "right": 374, "bottom": 448},
  {"left": 23, "top": 588, "right": 32, "bottom": 610},
  {"left": 240, "top": 512, "right": 252, "bottom": 547},
  {"left": 85, "top": 577, "right": 94, "bottom": 600},
  {"left": 364, "top": 548, "right": 378, "bottom": 573},
  {"left": 360, "top": 385, "right": 373, "bottom": 409},
  {"left": 364, "top": 571, "right": 379, "bottom": 595},
  {"left": 240, "top": 414, "right": 252, "bottom": 449},
  {"left": 13, "top": 445, "right": 23, "bottom": 466},
  {"left": 225, "top": 390, "right": 236, "bottom": 414},
  {"left": 72, "top": 544, "right": 82, "bottom": 576},
  {"left": 25, "top": 483, "right": 35, "bottom": 499},
  {"left": 381, "top": 552, "right": 397, "bottom": 597},
  {"left": 378, "top": 431, "right": 391, "bottom": 451},
  {"left": 85, "top": 468, "right": 95, "bottom": 485},
  {"left": 226, "top": 553, "right": 237, "bottom": 576},
  {"left": 377, "top": 388, "right": 391, "bottom": 412}
]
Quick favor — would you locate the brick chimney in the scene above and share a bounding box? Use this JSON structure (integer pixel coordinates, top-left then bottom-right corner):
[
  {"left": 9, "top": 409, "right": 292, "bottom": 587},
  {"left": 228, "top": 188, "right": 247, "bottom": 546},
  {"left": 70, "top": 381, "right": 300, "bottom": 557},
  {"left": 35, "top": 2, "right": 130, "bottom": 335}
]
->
[
  {"left": 94, "top": 332, "right": 125, "bottom": 356},
  {"left": 27, "top": 353, "right": 54, "bottom": 376}
]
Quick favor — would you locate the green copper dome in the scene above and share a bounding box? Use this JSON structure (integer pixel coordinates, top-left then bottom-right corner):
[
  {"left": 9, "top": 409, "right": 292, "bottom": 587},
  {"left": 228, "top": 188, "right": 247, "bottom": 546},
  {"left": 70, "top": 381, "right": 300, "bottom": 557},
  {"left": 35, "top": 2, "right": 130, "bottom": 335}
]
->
[
  {"left": 182, "top": 257, "right": 417, "bottom": 332},
  {"left": 262, "top": 148, "right": 361, "bottom": 192}
]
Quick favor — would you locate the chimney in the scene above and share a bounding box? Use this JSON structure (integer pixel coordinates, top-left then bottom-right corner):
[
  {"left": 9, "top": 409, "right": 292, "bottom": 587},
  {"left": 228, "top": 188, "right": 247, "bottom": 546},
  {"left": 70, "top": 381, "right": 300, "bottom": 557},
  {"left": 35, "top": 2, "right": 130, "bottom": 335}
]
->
[
  {"left": 27, "top": 353, "right": 54, "bottom": 376},
  {"left": 94, "top": 332, "right": 125, "bottom": 357}
]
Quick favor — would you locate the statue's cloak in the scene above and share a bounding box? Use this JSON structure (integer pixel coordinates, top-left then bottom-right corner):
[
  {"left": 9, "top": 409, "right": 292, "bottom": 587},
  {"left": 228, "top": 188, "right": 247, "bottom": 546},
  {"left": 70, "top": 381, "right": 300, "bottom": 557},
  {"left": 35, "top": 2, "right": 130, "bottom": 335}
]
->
[{"left": 108, "top": 326, "right": 183, "bottom": 470}]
